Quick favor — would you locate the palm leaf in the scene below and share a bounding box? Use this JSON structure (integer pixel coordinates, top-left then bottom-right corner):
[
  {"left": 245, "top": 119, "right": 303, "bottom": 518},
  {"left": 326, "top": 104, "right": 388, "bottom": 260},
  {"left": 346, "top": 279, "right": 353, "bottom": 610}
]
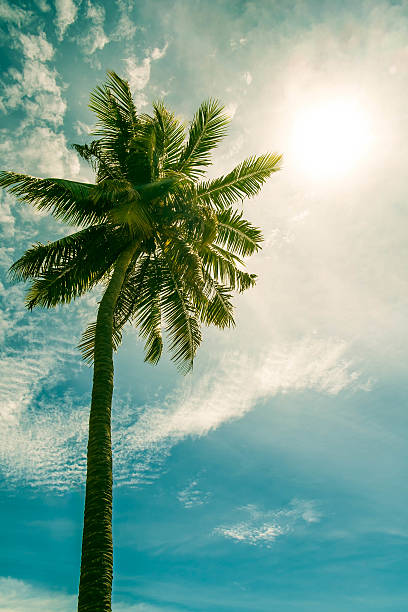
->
[
  {"left": 177, "top": 99, "right": 229, "bottom": 179},
  {"left": 11, "top": 226, "right": 129, "bottom": 308},
  {"left": 151, "top": 102, "right": 186, "bottom": 174},
  {"left": 193, "top": 273, "right": 235, "bottom": 329},
  {"left": 72, "top": 141, "right": 119, "bottom": 182},
  {"left": 89, "top": 72, "right": 137, "bottom": 140},
  {"left": 113, "top": 254, "right": 152, "bottom": 330},
  {"left": 216, "top": 207, "right": 263, "bottom": 256},
  {"left": 200, "top": 244, "right": 257, "bottom": 292},
  {"left": 9, "top": 225, "right": 123, "bottom": 281},
  {"left": 159, "top": 253, "right": 201, "bottom": 372},
  {"left": 78, "top": 321, "right": 123, "bottom": 364},
  {"left": 161, "top": 235, "right": 204, "bottom": 288},
  {"left": 0, "top": 172, "right": 105, "bottom": 226},
  {"left": 189, "top": 153, "right": 282, "bottom": 209},
  {"left": 132, "top": 254, "right": 163, "bottom": 364}
]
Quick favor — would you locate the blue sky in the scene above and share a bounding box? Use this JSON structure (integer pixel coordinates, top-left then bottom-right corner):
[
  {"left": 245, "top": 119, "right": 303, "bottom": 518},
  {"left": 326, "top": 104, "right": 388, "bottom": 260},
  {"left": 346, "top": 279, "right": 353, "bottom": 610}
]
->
[{"left": 1, "top": 0, "right": 408, "bottom": 610}]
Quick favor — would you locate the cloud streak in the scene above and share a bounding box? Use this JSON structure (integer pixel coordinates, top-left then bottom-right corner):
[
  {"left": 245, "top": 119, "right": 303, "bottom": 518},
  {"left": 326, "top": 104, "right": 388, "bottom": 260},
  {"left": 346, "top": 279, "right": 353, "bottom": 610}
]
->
[
  {"left": 214, "top": 499, "right": 321, "bottom": 546},
  {"left": 78, "top": 0, "right": 109, "bottom": 57},
  {"left": 0, "top": 576, "right": 171, "bottom": 611},
  {"left": 55, "top": 0, "right": 78, "bottom": 40},
  {"left": 177, "top": 477, "right": 211, "bottom": 508},
  {"left": 0, "top": 332, "right": 365, "bottom": 490}
]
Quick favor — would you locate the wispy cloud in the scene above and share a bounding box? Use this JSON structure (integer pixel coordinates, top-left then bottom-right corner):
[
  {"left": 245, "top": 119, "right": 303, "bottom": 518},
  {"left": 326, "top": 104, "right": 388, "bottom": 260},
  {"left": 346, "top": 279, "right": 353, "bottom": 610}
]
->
[
  {"left": 0, "top": 333, "right": 364, "bottom": 490},
  {"left": 150, "top": 43, "right": 168, "bottom": 61},
  {"left": 0, "top": 576, "right": 171, "bottom": 611},
  {"left": 177, "top": 477, "right": 211, "bottom": 508},
  {"left": 0, "top": 0, "right": 32, "bottom": 27},
  {"left": 78, "top": 0, "right": 109, "bottom": 57},
  {"left": 34, "top": 0, "right": 50, "bottom": 11},
  {"left": 214, "top": 499, "right": 322, "bottom": 546},
  {"left": 1, "top": 31, "right": 68, "bottom": 131},
  {"left": 242, "top": 71, "right": 252, "bottom": 85},
  {"left": 123, "top": 43, "right": 168, "bottom": 106},
  {"left": 112, "top": 335, "right": 365, "bottom": 486},
  {"left": 0, "top": 577, "right": 75, "bottom": 612},
  {"left": 123, "top": 57, "right": 151, "bottom": 91},
  {"left": 54, "top": 0, "right": 78, "bottom": 41},
  {"left": 2, "top": 126, "right": 80, "bottom": 177},
  {"left": 0, "top": 324, "right": 366, "bottom": 490},
  {"left": 111, "top": 0, "right": 139, "bottom": 41}
]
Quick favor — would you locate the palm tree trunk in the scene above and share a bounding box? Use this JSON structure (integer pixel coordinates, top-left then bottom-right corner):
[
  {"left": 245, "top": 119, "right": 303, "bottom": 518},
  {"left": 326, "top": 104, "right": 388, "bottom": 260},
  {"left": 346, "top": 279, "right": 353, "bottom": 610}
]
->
[{"left": 78, "top": 241, "right": 138, "bottom": 612}]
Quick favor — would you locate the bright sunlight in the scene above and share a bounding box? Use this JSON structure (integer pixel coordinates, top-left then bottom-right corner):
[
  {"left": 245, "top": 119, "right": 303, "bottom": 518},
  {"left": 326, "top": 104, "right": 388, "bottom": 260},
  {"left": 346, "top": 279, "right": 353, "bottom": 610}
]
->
[{"left": 290, "top": 98, "right": 373, "bottom": 181}]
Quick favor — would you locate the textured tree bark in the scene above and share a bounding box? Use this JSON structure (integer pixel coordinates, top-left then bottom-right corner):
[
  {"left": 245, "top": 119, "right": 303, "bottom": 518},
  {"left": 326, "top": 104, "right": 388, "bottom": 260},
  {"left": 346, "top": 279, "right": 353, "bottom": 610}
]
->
[{"left": 78, "top": 241, "right": 138, "bottom": 612}]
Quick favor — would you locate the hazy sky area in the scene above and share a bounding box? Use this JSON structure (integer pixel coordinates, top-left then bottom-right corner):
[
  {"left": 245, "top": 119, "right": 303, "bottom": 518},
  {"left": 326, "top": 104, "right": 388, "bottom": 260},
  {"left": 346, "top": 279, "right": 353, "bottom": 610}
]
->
[{"left": 1, "top": 0, "right": 408, "bottom": 610}]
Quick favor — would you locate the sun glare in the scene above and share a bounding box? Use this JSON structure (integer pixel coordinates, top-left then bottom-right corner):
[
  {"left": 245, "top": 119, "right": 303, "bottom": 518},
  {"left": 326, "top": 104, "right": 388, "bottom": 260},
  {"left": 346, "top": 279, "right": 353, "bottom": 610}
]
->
[{"left": 289, "top": 98, "right": 373, "bottom": 181}]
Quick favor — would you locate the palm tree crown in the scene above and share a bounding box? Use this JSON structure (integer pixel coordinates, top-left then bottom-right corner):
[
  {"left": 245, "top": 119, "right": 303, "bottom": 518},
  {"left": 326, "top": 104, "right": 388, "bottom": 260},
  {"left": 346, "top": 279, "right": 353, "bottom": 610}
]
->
[
  {"left": 0, "top": 72, "right": 281, "bottom": 611},
  {"left": 1, "top": 71, "right": 281, "bottom": 372}
]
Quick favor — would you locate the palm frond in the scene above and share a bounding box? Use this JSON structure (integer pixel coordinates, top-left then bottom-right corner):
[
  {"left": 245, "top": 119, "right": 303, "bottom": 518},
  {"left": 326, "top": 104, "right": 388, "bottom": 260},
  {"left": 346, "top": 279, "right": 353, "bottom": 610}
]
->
[
  {"left": 89, "top": 72, "right": 142, "bottom": 181},
  {"left": 72, "top": 141, "right": 119, "bottom": 182},
  {"left": 193, "top": 273, "right": 235, "bottom": 329},
  {"left": 159, "top": 253, "right": 201, "bottom": 372},
  {"left": 113, "top": 254, "right": 152, "bottom": 329},
  {"left": 152, "top": 102, "right": 186, "bottom": 174},
  {"left": 9, "top": 225, "right": 116, "bottom": 281},
  {"left": 104, "top": 71, "right": 138, "bottom": 130},
  {"left": 0, "top": 171, "right": 105, "bottom": 226},
  {"left": 136, "top": 177, "right": 180, "bottom": 202},
  {"left": 200, "top": 244, "right": 257, "bottom": 292},
  {"left": 216, "top": 207, "right": 263, "bottom": 256},
  {"left": 78, "top": 320, "right": 124, "bottom": 364},
  {"left": 91, "top": 179, "right": 153, "bottom": 236},
  {"left": 89, "top": 71, "right": 137, "bottom": 140},
  {"left": 189, "top": 153, "right": 282, "bottom": 209},
  {"left": 177, "top": 99, "right": 229, "bottom": 179},
  {"left": 126, "top": 120, "right": 155, "bottom": 184},
  {"left": 132, "top": 254, "right": 163, "bottom": 364},
  {"left": 10, "top": 226, "right": 128, "bottom": 308},
  {"left": 161, "top": 236, "right": 204, "bottom": 288}
]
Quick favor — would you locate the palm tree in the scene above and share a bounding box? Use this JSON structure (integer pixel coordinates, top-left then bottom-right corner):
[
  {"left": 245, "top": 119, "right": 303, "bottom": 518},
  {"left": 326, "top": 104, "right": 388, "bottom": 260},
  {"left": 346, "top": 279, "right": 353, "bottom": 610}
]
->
[{"left": 0, "top": 72, "right": 281, "bottom": 611}]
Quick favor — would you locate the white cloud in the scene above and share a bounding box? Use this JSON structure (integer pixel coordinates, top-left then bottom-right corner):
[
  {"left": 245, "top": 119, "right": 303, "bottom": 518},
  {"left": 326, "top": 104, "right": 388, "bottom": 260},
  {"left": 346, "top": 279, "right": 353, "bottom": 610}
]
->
[
  {"left": 124, "top": 337, "right": 362, "bottom": 446},
  {"left": 224, "top": 102, "right": 238, "bottom": 119},
  {"left": 34, "top": 0, "right": 50, "bottom": 10},
  {"left": 79, "top": 0, "right": 109, "bottom": 55},
  {"left": 0, "top": 1, "right": 32, "bottom": 26},
  {"left": 74, "top": 119, "right": 93, "bottom": 135},
  {"left": 0, "top": 333, "right": 363, "bottom": 490},
  {"left": 111, "top": 0, "right": 139, "bottom": 41},
  {"left": 0, "top": 576, "right": 167, "bottom": 611},
  {"left": 214, "top": 499, "right": 321, "bottom": 546},
  {"left": 0, "top": 193, "right": 15, "bottom": 239},
  {"left": 242, "top": 71, "right": 252, "bottom": 85},
  {"left": 124, "top": 57, "right": 151, "bottom": 91},
  {"left": 0, "top": 577, "right": 75, "bottom": 612},
  {"left": 177, "top": 478, "right": 210, "bottom": 508},
  {"left": 150, "top": 42, "right": 168, "bottom": 61},
  {"left": 0, "top": 310, "right": 91, "bottom": 490},
  {"left": 1, "top": 33, "right": 66, "bottom": 128},
  {"left": 123, "top": 43, "right": 168, "bottom": 101},
  {"left": 230, "top": 37, "right": 248, "bottom": 49},
  {"left": 19, "top": 31, "right": 54, "bottom": 61},
  {"left": 54, "top": 0, "right": 78, "bottom": 41},
  {"left": 111, "top": 336, "right": 364, "bottom": 486},
  {"left": 2, "top": 126, "right": 79, "bottom": 177}
]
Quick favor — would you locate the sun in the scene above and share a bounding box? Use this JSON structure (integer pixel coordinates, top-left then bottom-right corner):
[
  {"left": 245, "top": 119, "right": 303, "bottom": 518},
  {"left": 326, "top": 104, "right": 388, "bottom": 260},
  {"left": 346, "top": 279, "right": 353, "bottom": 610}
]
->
[{"left": 289, "top": 98, "right": 373, "bottom": 181}]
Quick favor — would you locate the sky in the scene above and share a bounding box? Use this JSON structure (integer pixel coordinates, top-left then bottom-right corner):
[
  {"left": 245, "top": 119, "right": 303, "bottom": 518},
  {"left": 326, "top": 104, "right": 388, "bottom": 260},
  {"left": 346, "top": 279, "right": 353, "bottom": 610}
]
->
[{"left": 1, "top": 0, "right": 408, "bottom": 610}]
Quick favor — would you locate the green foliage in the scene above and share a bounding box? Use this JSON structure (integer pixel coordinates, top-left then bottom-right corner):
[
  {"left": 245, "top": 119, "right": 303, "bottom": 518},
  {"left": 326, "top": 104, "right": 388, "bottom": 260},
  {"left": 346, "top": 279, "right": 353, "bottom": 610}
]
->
[
  {"left": 178, "top": 99, "right": 229, "bottom": 179},
  {"left": 2, "top": 71, "right": 280, "bottom": 372}
]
